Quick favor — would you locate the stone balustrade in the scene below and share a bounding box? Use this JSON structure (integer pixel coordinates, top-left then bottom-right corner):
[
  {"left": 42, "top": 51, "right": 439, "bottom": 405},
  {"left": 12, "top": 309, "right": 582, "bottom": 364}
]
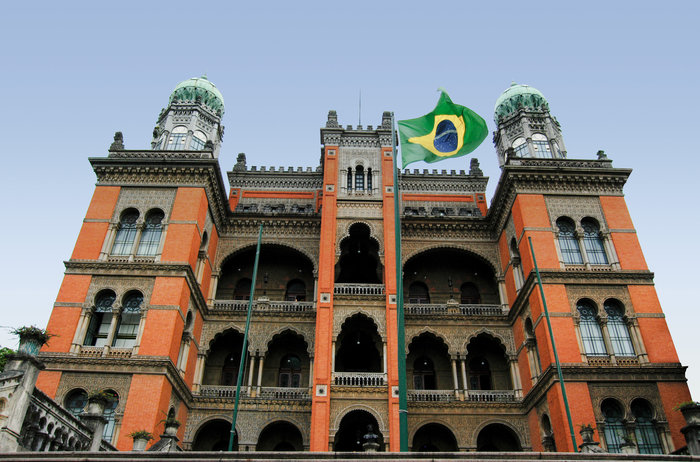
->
[
  {"left": 332, "top": 372, "right": 387, "bottom": 387},
  {"left": 466, "top": 390, "right": 518, "bottom": 402},
  {"left": 198, "top": 386, "right": 310, "bottom": 401},
  {"left": 212, "top": 300, "right": 314, "bottom": 313},
  {"left": 199, "top": 385, "right": 245, "bottom": 399},
  {"left": 257, "top": 387, "right": 310, "bottom": 400},
  {"left": 334, "top": 284, "right": 385, "bottom": 296},
  {"left": 407, "top": 389, "right": 455, "bottom": 402},
  {"left": 405, "top": 303, "right": 504, "bottom": 316}
]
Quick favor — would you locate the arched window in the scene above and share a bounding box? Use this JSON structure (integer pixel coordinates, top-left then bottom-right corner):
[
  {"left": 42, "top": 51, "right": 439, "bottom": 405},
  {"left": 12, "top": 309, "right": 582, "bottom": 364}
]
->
[
  {"left": 190, "top": 130, "right": 207, "bottom": 150},
  {"left": 408, "top": 282, "right": 430, "bottom": 303},
  {"left": 577, "top": 300, "right": 607, "bottom": 356},
  {"left": 221, "top": 353, "right": 240, "bottom": 385},
  {"left": 136, "top": 209, "right": 165, "bottom": 256},
  {"left": 601, "top": 398, "right": 625, "bottom": 453},
  {"left": 460, "top": 282, "right": 481, "bottom": 304},
  {"left": 532, "top": 134, "right": 552, "bottom": 158},
  {"left": 413, "top": 356, "right": 436, "bottom": 390},
  {"left": 524, "top": 317, "right": 542, "bottom": 378},
  {"left": 285, "top": 279, "right": 306, "bottom": 301},
  {"left": 233, "top": 278, "right": 251, "bottom": 300},
  {"left": 581, "top": 218, "right": 608, "bottom": 264},
  {"left": 468, "top": 357, "right": 492, "bottom": 390},
  {"left": 112, "top": 291, "right": 142, "bottom": 348},
  {"left": 346, "top": 168, "right": 353, "bottom": 191},
  {"left": 604, "top": 299, "right": 635, "bottom": 356},
  {"left": 64, "top": 389, "right": 87, "bottom": 417},
  {"left": 512, "top": 137, "right": 529, "bottom": 157},
  {"left": 367, "top": 168, "right": 373, "bottom": 191},
  {"left": 166, "top": 126, "right": 187, "bottom": 150},
  {"left": 631, "top": 399, "right": 663, "bottom": 454},
  {"left": 111, "top": 209, "right": 139, "bottom": 255},
  {"left": 84, "top": 290, "right": 116, "bottom": 346},
  {"left": 101, "top": 390, "right": 119, "bottom": 443},
  {"left": 355, "top": 165, "right": 365, "bottom": 190},
  {"left": 541, "top": 414, "right": 556, "bottom": 451},
  {"left": 278, "top": 354, "right": 302, "bottom": 387},
  {"left": 556, "top": 217, "right": 583, "bottom": 264},
  {"left": 510, "top": 238, "right": 525, "bottom": 290}
]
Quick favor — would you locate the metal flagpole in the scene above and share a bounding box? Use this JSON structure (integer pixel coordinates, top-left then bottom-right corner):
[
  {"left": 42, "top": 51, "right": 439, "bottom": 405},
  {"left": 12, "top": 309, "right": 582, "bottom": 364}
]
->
[
  {"left": 228, "top": 224, "right": 263, "bottom": 451},
  {"left": 528, "top": 236, "right": 578, "bottom": 452},
  {"left": 391, "top": 113, "right": 409, "bottom": 451}
]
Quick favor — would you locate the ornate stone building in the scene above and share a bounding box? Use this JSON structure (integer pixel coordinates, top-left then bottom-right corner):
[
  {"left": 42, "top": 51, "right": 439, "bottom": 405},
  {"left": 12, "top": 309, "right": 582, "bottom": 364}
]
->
[{"left": 34, "top": 78, "right": 693, "bottom": 453}]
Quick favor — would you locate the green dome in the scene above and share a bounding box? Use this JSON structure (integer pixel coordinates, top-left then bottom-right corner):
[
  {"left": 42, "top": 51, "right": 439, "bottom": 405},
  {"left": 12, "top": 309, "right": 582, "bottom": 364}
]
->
[
  {"left": 169, "top": 76, "right": 225, "bottom": 115},
  {"left": 494, "top": 82, "right": 548, "bottom": 123}
]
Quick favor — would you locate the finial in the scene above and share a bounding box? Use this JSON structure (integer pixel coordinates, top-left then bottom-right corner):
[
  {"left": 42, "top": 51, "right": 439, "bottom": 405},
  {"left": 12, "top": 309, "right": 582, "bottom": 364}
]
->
[
  {"left": 596, "top": 150, "right": 608, "bottom": 160},
  {"left": 201, "top": 74, "right": 208, "bottom": 80},
  {"left": 110, "top": 131, "right": 124, "bottom": 151},
  {"left": 510, "top": 81, "right": 517, "bottom": 86}
]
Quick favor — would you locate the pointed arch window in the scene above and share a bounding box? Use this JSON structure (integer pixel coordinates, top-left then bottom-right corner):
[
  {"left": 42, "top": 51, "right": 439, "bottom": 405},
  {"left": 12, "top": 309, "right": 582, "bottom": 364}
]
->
[
  {"left": 577, "top": 300, "right": 607, "bottom": 356},
  {"left": 632, "top": 399, "right": 663, "bottom": 454},
  {"left": 111, "top": 209, "right": 139, "bottom": 256},
  {"left": 278, "top": 354, "right": 302, "bottom": 387},
  {"left": 556, "top": 217, "right": 583, "bottom": 264},
  {"left": 604, "top": 299, "right": 635, "bottom": 356},
  {"left": 602, "top": 398, "right": 625, "bottom": 453},
  {"left": 112, "top": 291, "right": 142, "bottom": 348},
  {"left": 460, "top": 282, "right": 481, "bottom": 304},
  {"left": 136, "top": 209, "right": 164, "bottom": 256},
  {"left": 285, "top": 279, "right": 306, "bottom": 301},
  {"left": 166, "top": 126, "right": 187, "bottom": 150},
  {"left": 355, "top": 165, "right": 365, "bottom": 190},
  {"left": 221, "top": 353, "right": 240, "bottom": 385},
  {"left": 408, "top": 281, "right": 430, "bottom": 303},
  {"left": 84, "top": 290, "right": 116, "bottom": 347},
  {"left": 469, "top": 357, "right": 492, "bottom": 390},
  {"left": 582, "top": 218, "right": 608, "bottom": 264},
  {"left": 413, "top": 356, "right": 436, "bottom": 390}
]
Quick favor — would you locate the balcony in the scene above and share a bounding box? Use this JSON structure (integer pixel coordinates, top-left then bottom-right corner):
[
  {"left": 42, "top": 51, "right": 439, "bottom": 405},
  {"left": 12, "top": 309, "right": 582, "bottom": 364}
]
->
[
  {"left": 211, "top": 299, "right": 314, "bottom": 313},
  {"left": 334, "top": 284, "right": 385, "bottom": 296},
  {"left": 404, "top": 303, "right": 504, "bottom": 317},
  {"left": 407, "top": 389, "right": 456, "bottom": 403},
  {"left": 466, "top": 390, "right": 518, "bottom": 403},
  {"left": 332, "top": 372, "right": 387, "bottom": 387},
  {"left": 198, "top": 385, "right": 310, "bottom": 400}
]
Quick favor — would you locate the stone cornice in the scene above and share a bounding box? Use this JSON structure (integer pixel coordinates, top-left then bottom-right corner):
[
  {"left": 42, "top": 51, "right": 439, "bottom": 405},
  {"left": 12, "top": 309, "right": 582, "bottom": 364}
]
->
[
  {"left": 89, "top": 155, "right": 230, "bottom": 232},
  {"left": 37, "top": 353, "right": 194, "bottom": 403},
  {"left": 400, "top": 172, "right": 488, "bottom": 194},
  {"left": 228, "top": 168, "right": 323, "bottom": 190},
  {"left": 225, "top": 216, "right": 322, "bottom": 236},
  {"left": 487, "top": 159, "right": 632, "bottom": 237}
]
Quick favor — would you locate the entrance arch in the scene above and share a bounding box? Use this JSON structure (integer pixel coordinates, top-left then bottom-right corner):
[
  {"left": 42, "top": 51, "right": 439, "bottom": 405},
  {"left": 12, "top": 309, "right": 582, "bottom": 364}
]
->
[
  {"left": 192, "top": 419, "right": 236, "bottom": 451},
  {"left": 476, "top": 423, "right": 522, "bottom": 451},
  {"left": 256, "top": 421, "right": 303, "bottom": 451},
  {"left": 334, "top": 409, "right": 384, "bottom": 452},
  {"left": 411, "top": 423, "right": 458, "bottom": 451}
]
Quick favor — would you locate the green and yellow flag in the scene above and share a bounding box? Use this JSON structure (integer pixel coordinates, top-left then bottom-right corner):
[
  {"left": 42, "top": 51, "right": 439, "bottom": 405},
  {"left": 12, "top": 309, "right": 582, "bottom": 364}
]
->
[{"left": 397, "top": 91, "right": 488, "bottom": 168}]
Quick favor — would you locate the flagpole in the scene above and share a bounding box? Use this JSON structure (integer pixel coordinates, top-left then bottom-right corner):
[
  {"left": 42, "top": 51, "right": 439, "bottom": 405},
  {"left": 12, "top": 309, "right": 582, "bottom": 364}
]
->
[
  {"left": 391, "top": 112, "right": 409, "bottom": 451},
  {"left": 528, "top": 237, "right": 578, "bottom": 452},
  {"left": 228, "top": 224, "right": 263, "bottom": 451}
]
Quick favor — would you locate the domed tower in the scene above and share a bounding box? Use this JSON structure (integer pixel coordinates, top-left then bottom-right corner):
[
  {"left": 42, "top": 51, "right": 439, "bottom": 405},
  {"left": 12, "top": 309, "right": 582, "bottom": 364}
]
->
[
  {"left": 492, "top": 83, "right": 566, "bottom": 167},
  {"left": 151, "top": 76, "right": 225, "bottom": 158}
]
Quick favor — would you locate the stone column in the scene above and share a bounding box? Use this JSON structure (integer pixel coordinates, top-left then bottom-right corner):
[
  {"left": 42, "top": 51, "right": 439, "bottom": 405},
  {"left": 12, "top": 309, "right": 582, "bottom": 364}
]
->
[
  {"left": 450, "top": 358, "right": 459, "bottom": 399},
  {"left": 599, "top": 319, "right": 616, "bottom": 365},
  {"left": 256, "top": 355, "right": 265, "bottom": 394},
  {"left": 460, "top": 357, "right": 468, "bottom": 395},
  {"left": 509, "top": 357, "right": 523, "bottom": 398},
  {"left": 192, "top": 354, "right": 206, "bottom": 393},
  {"left": 81, "top": 399, "right": 107, "bottom": 451},
  {"left": 629, "top": 320, "right": 649, "bottom": 363},
  {"left": 208, "top": 273, "right": 219, "bottom": 307},
  {"left": 247, "top": 355, "right": 256, "bottom": 395},
  {"left": 0, "top": 353, "right": 44, "bottom": 452},
  {"left": 497, "top": 278, "right": 509, "bottom": 310},
  {"left": 382, "top": 341, "right": 387, "bottom": 374},
  {"left": 102, "top": 305, "right": 121, "bottom": 356},
  {"left": 308, "top": 357, "right": 314, "bottom": 389},
  {"left": 602, "top": 233, "right": 621, "bottom": 269},
  {"left": 132, "top": 309, "right": 148, "bottom": 355},
  {"left": 71, "top": 309, "right": 89, "bottom": 353},
  {"left": 331, "top": 341, "right": 336, "bottom": 372},
  {"left": 99, "top": 225, "right": 117, "bottom": 260},
  {"left": 128, "top": 223, "right": 145, "bottom": 262},
  {"left": 577, "top": 233, "right": 591, "bottom": 269}
]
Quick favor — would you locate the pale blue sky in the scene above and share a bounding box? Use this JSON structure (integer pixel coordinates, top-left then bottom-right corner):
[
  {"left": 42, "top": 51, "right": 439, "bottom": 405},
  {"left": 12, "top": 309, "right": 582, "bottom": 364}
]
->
[{"left": 1, "top": 1, "right": 698, "bottom": 399}]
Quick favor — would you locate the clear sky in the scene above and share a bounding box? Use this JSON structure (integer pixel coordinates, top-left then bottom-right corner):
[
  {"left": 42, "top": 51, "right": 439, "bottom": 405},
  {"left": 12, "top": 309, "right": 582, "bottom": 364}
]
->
[{"left": 1, "top": 1, "right": 698, "bottom": 400}]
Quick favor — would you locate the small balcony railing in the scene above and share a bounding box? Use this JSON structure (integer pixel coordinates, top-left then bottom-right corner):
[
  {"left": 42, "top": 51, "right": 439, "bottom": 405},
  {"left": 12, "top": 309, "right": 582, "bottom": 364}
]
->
[
  {"left": 334, "top": 284, "right": 385, "bottom": 296},
  {"left": 466, "top": 390, "right": 517, "bottom": 402},
  {"left": 199, "top": 385, "right": 245, "bottom": 399},
  {"left": 258, "top": 387, "right": 310, "bottom": 400},
  {"left": 332, "top": 372, "right": 387, "bottom": 387},
  {"left": 404, "top": 303, "right": 504, "bottom": 316},
  {"left": 407, "top": 389, "right": 456, "bottom": 403},
  {"left": 212, "top": 300, "right": 314, "bottom": 313},
  {"left": 198, "top": 386, "right": 310, "bottom": 400}
]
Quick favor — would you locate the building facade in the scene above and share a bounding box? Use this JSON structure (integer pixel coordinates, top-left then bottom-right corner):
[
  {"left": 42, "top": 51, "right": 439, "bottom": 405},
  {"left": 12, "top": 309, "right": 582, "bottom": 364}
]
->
[{"left": 35, "top": 78, "right": 693, "bottom": 453}]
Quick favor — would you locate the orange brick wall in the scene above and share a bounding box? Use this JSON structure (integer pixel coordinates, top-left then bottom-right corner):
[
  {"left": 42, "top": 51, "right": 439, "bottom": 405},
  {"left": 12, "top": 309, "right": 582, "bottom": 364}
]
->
[
  {"left": 119, "top": 374, "right": 173, "bottom": 451},
  {"left": 35, "top": 370, "right": 62, "bottom": 399},
  {"left": 657, "top": 382, "right": 693, "bottom": 450},
  {"left": 71, "top": 186, "right": 120, "bottom": 260}
]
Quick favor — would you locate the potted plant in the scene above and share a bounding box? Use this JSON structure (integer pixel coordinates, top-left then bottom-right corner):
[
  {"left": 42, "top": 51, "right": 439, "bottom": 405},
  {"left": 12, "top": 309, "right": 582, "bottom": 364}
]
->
[
  {"left": 676, "top": 401, "right": 700, "bottom": 426},
  {"left": 11, "top": 326, "right": 53, "bottom": 355},
  {"left": 160, "top": 417, "right": 181, "bottom": 436},
  {"left": 579, "top": 424, "right": 596, "bottom": 443},
  {"left": 86, "top": 390, "right": 115, "bottom": 414},
  {"left": 128, "top": 430, "right": 153, "bottom": 451}
]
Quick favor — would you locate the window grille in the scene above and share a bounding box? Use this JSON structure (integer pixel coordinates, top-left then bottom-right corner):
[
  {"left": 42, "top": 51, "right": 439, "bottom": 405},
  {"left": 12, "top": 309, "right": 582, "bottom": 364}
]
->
[
  {"left": 556, "top": 218, "right": 583, "bottom": 264},
  {"left": 582, "top": 218, "right": 608, "bottom": 264},
  {"left": 604, "top": 300, "right": 635, "bottom": 356},
  {"left": 577, "top": 301, "right": 607, "bottom": 356}
]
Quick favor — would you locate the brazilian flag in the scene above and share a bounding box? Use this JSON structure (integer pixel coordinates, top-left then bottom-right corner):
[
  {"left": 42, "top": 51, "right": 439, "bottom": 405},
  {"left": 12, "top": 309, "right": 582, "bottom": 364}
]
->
[{"left": 397, "top": 91, "right": 488, "bottom": 168}]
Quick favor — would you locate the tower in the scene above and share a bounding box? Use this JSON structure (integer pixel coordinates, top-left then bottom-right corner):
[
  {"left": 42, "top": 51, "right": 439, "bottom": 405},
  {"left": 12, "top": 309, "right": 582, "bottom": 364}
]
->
[{"left": 33, "top": 79, "right": 693, "bottom": 454}]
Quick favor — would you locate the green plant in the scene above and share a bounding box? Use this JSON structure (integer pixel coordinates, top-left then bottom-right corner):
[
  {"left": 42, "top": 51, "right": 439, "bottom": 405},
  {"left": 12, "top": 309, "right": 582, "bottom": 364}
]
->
[
  {"left": 11, "top": 326, "right": 53, "bottom": 345},
  {"left": 674, "top": 401, "right": 700, "bottom": 411},
  {"left": 128, "top": 430, "right": 153, "bottom": 441},
  {"left": 87, "top": 390, "right": 117, "bottom": 404},
  {"left": 159, "top": 417, "right": 181, "bottom": 428},
  {"left": 579, "top": 423, "right": 595, "bottom": 432},
  {"left": 0, "top": 347, "right": 14, "bottom": 372}
]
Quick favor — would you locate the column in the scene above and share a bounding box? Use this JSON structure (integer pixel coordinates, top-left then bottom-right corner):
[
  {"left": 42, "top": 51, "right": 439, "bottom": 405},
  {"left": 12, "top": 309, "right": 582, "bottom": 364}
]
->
[
  {"left": 629, "top": 320, "right": 649, "bottom": 363},
  {"left": 497, "top": 278, "right": 509, "bottom": 310},
  {"left": 599, "top": 320, "right": 616, "bottom": 365},
  {"left": 207, "top": 273, "right": 219, "bottom": 306},
  {"left": 102, "top": 305, "right": 121, "bottom": 356},
  {"left": 577, "top": 233, "right": 591, "bottom": 269},
  {"left": 71, "top": 309, "right": 89, "bottom": 353},
  {"left": 256, "top": 355, "right": 265, "bottom": 394},
  {"left": 128, "top": 223, "right": 145, "bottom": 262},
  {"left": 193, "top": 354, "right": 206, "bottom": 393},
  {"left": 602, "top": 233, "right": 621, "bottom": 269},
  {"left": 247, "top": 355, "right": 256, "bottom": 395},
  {"left": 382, "top": 341, "right": 387, "bottom": 374},
  {"left": 331, "top": 341, "right": 336, "bottom": 372},
  {"left": 451, "top": 358, "right": 459, "bottom": 399},
  {"left": 509, "top": 358, "right": 523, "bottom": 398},
  {"left": 460, "top": 357, "right": 468, "bottom": 401},
  {"left": 308, "top": 357, "right": 314, "bottom": 390},
  {"left": 132, "top": 310, "right": 148, "bottom": 354},
  {"left": 99, "top": 225, "right": 116, "bottom": 260}
]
